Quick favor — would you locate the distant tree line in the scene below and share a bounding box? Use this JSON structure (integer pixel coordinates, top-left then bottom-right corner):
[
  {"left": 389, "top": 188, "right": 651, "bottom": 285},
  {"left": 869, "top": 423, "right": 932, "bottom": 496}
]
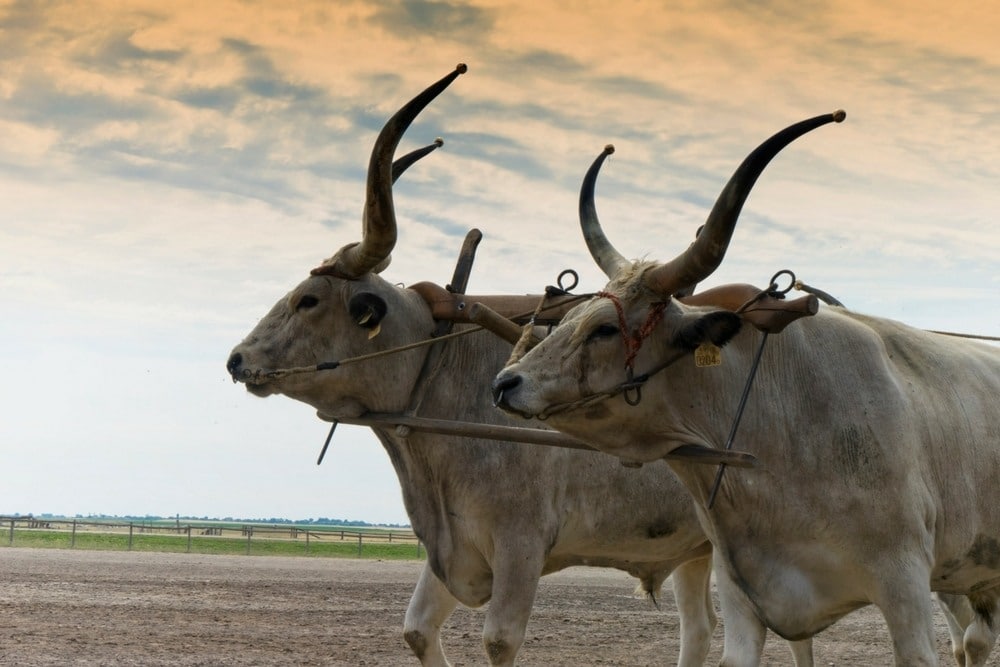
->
[{"left": 24, "top": 513, "right": 410, "bottom": 529}]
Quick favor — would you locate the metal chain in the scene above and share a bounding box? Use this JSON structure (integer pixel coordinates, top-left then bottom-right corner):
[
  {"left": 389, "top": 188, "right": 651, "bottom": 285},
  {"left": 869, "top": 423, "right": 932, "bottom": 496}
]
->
[{"left": 706, "top": 329, "right": 770, "bottom": 509}]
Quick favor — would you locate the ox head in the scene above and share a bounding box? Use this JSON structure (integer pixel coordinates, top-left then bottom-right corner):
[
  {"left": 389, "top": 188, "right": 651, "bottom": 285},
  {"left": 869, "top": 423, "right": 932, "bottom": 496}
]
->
[
  {"left": 226, "top": 65, "right": 466, "bottom": 418},
  {"left": 494, "top": 111, "right": 844, "bottom": 462}
]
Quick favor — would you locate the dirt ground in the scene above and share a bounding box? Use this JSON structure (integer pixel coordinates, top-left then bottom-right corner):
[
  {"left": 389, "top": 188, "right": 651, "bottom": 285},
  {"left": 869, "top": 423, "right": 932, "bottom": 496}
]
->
[{"left": 0, "top": 547, "right": 994, "bottom": 666}]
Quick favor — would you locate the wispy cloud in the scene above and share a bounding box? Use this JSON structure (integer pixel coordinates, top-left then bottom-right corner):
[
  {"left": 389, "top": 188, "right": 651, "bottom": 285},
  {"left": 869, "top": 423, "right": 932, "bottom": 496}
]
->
[
  {"left": 3, "top": 74, "right": 158, "bottom": 130},
  {"left": 370, "top": 0, "right": 495, "bottom": 37},
  {"left": 1, "top": 0, "right": 996, "bottom": 522},
  {"left": 74, "top": 29, "right": 184, "bottom": 69}
]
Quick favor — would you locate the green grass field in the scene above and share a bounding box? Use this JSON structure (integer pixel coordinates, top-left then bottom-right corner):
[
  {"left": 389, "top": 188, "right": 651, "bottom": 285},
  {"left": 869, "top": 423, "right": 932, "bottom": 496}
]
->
[{"left": 1, "top": 528, "right": 425, "bottom": 560}]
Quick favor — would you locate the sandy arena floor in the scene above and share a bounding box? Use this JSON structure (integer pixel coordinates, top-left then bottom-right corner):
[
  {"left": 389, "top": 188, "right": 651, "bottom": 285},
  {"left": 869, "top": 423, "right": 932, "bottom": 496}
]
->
[{"left": 0, "top": 547, "right": 994, "bottom": 666}]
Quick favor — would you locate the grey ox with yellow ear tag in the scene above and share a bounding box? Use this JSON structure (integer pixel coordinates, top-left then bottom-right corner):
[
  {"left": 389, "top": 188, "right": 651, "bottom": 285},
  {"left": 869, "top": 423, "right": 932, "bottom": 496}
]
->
[{"left": 695, "top": 342, "right": 722, "bottom": 367}]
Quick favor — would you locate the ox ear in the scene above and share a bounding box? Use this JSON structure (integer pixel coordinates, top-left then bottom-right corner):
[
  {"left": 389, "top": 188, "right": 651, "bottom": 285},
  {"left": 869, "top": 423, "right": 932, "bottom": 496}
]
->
[
  {"left": 672, "top": 310, "right": 742, "bottom": 350},
  {"left": 348, "top": 292, "right": 388, "bottom": 338}
]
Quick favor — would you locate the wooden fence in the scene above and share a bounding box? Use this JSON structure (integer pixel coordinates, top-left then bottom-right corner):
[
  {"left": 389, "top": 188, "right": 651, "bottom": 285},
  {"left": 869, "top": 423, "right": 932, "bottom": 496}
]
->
[{"left": 0, "top": 516, "right": 422, "bottom": 558}]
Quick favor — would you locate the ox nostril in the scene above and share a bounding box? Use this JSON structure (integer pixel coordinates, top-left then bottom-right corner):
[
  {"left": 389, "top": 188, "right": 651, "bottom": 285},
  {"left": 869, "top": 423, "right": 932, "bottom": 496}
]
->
[
  {"left": 491, "top": 373, "right": 522, "bottom": 407},
  {"left": 227, "top": 352, "right": 243, "bottom": 379}
]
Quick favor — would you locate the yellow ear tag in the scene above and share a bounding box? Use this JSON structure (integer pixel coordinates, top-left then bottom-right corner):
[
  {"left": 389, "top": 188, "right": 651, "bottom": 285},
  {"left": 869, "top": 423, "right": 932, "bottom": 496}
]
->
[
  {"left": 367, "top": 323, "right": 381, "bottom": 340},
  {"left": 694, "top": 342, "right": 722, "bottom": 367}
]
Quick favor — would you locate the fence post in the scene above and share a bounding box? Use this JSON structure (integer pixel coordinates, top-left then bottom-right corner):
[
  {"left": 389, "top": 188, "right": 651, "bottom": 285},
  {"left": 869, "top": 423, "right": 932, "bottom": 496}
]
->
[
  {"left": 306, "top": 530, "right": 310, "bottom": 554},
  {"left": 246, "top": 526, "right": 252, "bottom": 555},
  {"left": 8, "top": 518, "right": 13, "bottom": 546},
  {"left": 70, "top": 520, "right": 77, "bottom": 548},
  {"left": 186, "top": 525, "right": 192, "bottom": 553},
  {"left": 357, "top": 532, "right": 362, "bottom": 557},
  {"left": 128, "top": 522, "right": 134, "bottom": 551},
  {"left": 416, "top": 541, "right": 422, "bottom": 559}
]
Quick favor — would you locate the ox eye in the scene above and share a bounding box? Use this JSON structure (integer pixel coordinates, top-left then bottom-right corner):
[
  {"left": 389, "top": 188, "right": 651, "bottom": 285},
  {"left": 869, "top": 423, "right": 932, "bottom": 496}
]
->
[
  {"left": 588, "top": 324, "right": 619, "bottom": 341},
  {"left": 296, "top": 295, "right": 319, "bottom": 311}
]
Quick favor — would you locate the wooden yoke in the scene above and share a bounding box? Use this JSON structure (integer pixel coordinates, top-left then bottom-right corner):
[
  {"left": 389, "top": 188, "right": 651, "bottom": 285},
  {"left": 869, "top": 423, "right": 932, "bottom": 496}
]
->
[
  {"left": 680, "top": 283, "right": 819, "bottom": 334},
  {"left": 408, "top": 231, "right": 816, "bottom": 339},
  {"left": 467, "top": 302, "right": 538, "bottom": 346},
  {"left": 409, "top": 281, "right": 583, "bottom": 326},
  {"left": 410, "top": 281, "right": 819, "bottom": 341}
]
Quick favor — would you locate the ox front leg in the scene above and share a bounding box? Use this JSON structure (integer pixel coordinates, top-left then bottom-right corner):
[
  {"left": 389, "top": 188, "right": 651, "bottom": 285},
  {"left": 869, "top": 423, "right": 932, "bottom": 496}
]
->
[
  {"left": 871, "top": 563, "right": 938, "bottom": 666},
  {"left": 714, "top": 569, "right": 767, "bottom": 667},
  {"left": 786, "top": 638, "right": 814, "bottom": 667},
  {"left": 671, "top": 555, "right": 717, "bottom": 667},
  {"left": 713, "top": 569, "right": 814, "bottom": 667},
  {"left": 404, "top": 564, "right": 459, "bottom": 667},
  {"left": 481, "top": 548, "right": 545, "bottom": 666}
]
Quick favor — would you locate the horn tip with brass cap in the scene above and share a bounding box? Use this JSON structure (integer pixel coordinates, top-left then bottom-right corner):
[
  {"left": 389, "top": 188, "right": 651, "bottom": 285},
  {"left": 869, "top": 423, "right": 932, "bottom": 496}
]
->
[
  {"left": 603, "top": 144, "right": 615, "bottom": 155},
  {"left": 456, "top": 63, "right": 468, "bottom": 74},
  {"left": 434, "top": 137, "right": 444, "bottom": 147},
  {"left": 833, "top": 109, "right": 846, "bottom": 123}
]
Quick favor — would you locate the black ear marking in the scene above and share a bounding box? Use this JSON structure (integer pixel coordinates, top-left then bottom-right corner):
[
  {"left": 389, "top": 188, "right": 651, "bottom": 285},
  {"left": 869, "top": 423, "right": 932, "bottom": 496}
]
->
[
  {"left": 673, "top": 311, "right": 742, "bottom": 350},
  {"left": 348, "top": 292, "right": 388, "bottom": 329}
]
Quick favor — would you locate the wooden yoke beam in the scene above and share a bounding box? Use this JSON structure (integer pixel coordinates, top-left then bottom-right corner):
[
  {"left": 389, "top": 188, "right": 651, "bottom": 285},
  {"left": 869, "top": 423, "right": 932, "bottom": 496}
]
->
[
  {"left": 409, "top": 281, "right": 583, "bottom": 325},
  {"left": 680, "top": 283, "right": 819, "bottom": 334}
]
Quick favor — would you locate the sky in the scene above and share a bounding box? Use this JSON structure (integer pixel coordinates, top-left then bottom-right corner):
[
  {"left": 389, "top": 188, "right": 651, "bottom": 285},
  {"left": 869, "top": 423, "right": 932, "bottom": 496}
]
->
[{"left": 1, "top": 0, "right": 997, "bottom": 524}]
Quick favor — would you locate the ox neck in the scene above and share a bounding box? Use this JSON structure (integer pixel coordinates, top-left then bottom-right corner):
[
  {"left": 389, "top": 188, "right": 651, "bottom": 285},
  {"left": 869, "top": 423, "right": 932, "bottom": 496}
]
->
[
  {"left": 400, "top": 324, "right": 454, "bottom": 418},
  {"left": 365, "top": 329, "right": 522, "bottom": 552}
]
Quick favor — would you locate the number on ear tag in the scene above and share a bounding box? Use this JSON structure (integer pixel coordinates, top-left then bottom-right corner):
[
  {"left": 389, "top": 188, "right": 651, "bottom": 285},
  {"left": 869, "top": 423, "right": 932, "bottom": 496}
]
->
[{"left": 694, "top": 342, "right": 722, "bottom": 367}]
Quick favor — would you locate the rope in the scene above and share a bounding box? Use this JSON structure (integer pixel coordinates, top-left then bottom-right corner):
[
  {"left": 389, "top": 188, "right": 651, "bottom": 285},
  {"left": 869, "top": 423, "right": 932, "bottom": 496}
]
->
[
  {"left": 237, "top": 325, "right": 483, "bottom": 384},
  {"left": 928, "top": 330, "right": 1000, "bottom": 342},
  {"left": 506, "top": 293, "right": 551, "bottom": 367},
  {"left": 238, "top": 292, "right": 594, "bottom": 384},
  {"left": 535, "top": 349, "right": 690, "bottom": 420},
  {"left": 793, "top": 278, "right": 996, "bottom": 342},
  {"left": 530, "top": 282, "right": 778, "bottom": 418},
  {"left": 596, "top": 291, "right": 668, "bottom": 371}
]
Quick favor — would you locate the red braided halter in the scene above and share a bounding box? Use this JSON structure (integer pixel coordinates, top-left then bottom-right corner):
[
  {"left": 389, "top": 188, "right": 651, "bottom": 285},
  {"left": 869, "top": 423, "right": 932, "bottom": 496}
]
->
[{"left": 596, "top": 291, "right": 667, "bottom": 371}]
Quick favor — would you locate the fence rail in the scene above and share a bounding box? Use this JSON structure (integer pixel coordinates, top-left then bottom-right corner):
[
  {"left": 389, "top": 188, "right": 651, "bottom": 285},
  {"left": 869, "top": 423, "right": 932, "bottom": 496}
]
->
[{"left": 0, "top": 516, "right": 423, "bottom": 559}]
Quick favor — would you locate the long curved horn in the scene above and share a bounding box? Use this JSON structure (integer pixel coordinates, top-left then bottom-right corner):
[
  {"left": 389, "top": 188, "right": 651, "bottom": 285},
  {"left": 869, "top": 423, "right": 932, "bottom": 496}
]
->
[
  {"left": 580, "top": 144, "right": 630, "bottom": 278},
  {"left": 391, "top": 137, "right": 444, "bottom": 183},
  {"left": 644, "top": 110, "right": 846, "bottom": 295},
  {"left": 313, "top": 64, "right": 467, "bottom": 278},
  {"left": 310, "top": 139, "right": 444, "bottom": 275}
]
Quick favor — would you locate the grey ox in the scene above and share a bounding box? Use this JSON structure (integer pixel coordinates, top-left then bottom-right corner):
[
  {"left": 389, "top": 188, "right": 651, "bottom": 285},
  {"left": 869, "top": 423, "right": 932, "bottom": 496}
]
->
[
  {"left": 228, "top": 64, "right": 760, "bottom": 666},
  {"left": 493, "top": 124, "right": 1000, "bottom": 666}
]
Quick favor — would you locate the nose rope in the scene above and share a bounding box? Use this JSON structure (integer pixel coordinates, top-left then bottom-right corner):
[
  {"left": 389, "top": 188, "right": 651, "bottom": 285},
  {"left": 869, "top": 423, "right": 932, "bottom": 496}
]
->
[
  {"left": 532, "top": 273, "right": 790, "bottom": 420},
  {"left": 233, "top": 293, "right": 595, "bottom": 385},
  {"left": 233, "top": 325, "right": 484, "bottom": 384},
  {"left": 534, "top": 348, "right": 690, "bottom": 420}
]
